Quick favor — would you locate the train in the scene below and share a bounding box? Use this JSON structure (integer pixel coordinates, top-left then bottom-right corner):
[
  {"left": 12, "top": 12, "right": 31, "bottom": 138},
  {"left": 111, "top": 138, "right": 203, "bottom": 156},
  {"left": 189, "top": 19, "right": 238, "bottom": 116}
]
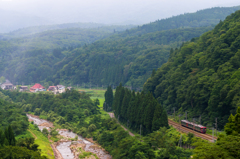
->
[{"left": 181, "top": 120, "right": 206, "bottom": 134}]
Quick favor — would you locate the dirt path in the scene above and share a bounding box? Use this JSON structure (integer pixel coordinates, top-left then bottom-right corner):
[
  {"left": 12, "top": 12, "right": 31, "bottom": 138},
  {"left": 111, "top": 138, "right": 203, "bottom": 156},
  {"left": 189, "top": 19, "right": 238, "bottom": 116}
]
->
[
  {"left": 28, "top": 129, "right": 37, "bottom": 139},
  {"left": 108, "top": 113, "right": 135, "bottom": 136}
]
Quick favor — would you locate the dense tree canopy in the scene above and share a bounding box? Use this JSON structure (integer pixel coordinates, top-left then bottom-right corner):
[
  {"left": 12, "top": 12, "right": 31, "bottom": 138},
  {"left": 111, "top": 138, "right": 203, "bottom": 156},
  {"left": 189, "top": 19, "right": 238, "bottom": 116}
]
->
[
  {"left": 0, "top": 95, "right": 28, "bottom": 135},
  {"left": 143, "top": 10, "right": 240, "bottom": 129},
  {"left": 1, "top": 6, "right": 238, "bottom": 87},
  {"left": 193, "top": 107, "right": 240, "bottom": 159},
  {"left": 53, "top": 26, "right": 213, "bottom": 88},
  {"left": 113, "top": 84, "right": 169, "bottom": 135},
  {"left": 0, "top": 25, "right": 132, "bottom": 85}
]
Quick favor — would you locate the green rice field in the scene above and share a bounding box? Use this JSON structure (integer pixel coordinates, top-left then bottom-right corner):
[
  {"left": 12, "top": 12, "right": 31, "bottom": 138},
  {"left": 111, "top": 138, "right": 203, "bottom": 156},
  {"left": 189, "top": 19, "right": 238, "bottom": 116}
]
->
[{"left": 76, "top": 88, "right": 114, "bottom": 108}]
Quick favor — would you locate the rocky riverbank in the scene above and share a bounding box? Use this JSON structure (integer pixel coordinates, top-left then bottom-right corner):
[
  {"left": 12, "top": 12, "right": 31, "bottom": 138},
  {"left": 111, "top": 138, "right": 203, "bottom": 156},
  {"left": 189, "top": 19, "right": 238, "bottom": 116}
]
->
[{"left": 27, "top": 114, "right": 112, "bottom": 159}]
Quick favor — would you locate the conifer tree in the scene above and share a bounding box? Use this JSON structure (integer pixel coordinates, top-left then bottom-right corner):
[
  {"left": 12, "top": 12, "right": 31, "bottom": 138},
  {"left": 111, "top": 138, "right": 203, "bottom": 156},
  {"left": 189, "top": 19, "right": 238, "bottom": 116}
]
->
[
  {"left": 115, "top": 84, "right": 125, "bottom": 117},
  {"left": 127, "top": 90, "right": 135, "bottom": 123},
  {"left": 152, "top": 103, "right": 163, "bottom": 131},
  {"left": 8, "top": 125, "right": 16, "bottom": 146},
  {"left": 136, "top": 92, "right": 146, "bottom": 127},
  {"left": 113, "top": 83, "right": 122, "bottom": 115},
  {"left": 4, "top": 127, "right": 9, "bottom": 144},
  {"left": 152, "top": 104, "right": 169, "bottom": 131},
  {"left": 0, "top": 130, "right": 3, "bottom": 147},
  {"left": 121, "top": 89, "right": 131, "bottom": 121},
  {"left": 144, "top": 93, "right": 157, "bottom": 133},
  {"left": 161, "top": 109, "right": 169, "bottom": 128},
  {"left": 104, "top": 86, "right": 114, "bottom": 111}
]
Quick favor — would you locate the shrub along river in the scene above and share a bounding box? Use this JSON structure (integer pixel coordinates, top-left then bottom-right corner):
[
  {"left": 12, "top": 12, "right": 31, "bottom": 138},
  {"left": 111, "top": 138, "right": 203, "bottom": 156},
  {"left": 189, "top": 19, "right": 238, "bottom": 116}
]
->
[{"left": 27, "top": 114, "right": 112, "bottom": 159}]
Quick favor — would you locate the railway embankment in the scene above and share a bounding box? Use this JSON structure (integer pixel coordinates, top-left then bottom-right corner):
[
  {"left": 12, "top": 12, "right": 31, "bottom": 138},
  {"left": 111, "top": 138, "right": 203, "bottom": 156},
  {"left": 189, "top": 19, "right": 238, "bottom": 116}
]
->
[{"left": 168, "top": 119, "right": 217, "bottom": 142}]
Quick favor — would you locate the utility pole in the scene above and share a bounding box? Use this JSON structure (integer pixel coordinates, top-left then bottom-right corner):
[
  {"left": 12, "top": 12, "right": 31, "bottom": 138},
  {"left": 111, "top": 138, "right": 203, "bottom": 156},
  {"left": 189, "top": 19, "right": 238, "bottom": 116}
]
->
[
  {"left": 199, "top": 115, "right": 201, "bottom": 124},
  {"left": 193, "top": 118, "right": 195, "bottom": 131},
  {"left": 178, "top": 134, "right": 182, "bottom": 147},
  {"left": 212, "top": 127, "right": 214, "bottom": 142},
  {"left": 173, "top": 107, "right": 176, "bottom": 120},
  {"left": 179, "top": 114, "right": 182, "bottom": 131},
  {"left": 140, "top": 124, "right": 142, "bottom": 139},
  {"left": 90, "top": 83, "right": 91, "bottom": 89},
  {"left": 215, "top": 118, "right": 217, "bottom": 137},
  {"left": 179, "top": 115, "right": 181, "bottom": 130}
]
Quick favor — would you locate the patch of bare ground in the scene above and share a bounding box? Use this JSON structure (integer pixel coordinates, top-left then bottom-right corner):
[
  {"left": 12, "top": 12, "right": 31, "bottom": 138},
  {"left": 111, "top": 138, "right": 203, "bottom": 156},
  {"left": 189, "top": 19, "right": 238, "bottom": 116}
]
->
[
  {"left": 51, "top": 143, "right": 64, "bottom": 159},
  {"left": 70, "top": 142, "right": 87, "bottom": 159},
  {"left": 39, "top": 122, "right": 53, "bottom": 127}
]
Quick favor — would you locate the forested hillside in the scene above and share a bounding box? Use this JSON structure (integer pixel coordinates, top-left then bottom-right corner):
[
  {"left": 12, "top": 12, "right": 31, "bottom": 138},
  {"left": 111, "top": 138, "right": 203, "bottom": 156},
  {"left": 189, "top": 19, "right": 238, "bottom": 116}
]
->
[
  {"left": 143, "top": 10, "right": 240, "bottom": 129},
  {"left": 0, "top": 97, "right": 28, "bottom": 135},
  {"left": 0, "top": 23, "right": 135, "bottom": 39},
  {"left": 0, "top": 26, "right": 131, "bottom": 85},
  {"left": 49, "top": 7, "right": 240, "bottom": 88},
  {"left": 117, "top": 6, "right": 240, "bottom": 37},
  {"left": 53, "top": 26, "right": 213, "bottom": 88},
  {"left": 1, "top": 6, "right": 239, "bottom": 88}
]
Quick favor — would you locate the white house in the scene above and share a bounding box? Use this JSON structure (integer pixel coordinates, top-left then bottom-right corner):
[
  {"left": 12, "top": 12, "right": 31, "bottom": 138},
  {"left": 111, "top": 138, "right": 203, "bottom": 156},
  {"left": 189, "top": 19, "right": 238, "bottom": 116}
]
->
[{"left": 1, "top": 80, "right": 15, "bottom": 90}]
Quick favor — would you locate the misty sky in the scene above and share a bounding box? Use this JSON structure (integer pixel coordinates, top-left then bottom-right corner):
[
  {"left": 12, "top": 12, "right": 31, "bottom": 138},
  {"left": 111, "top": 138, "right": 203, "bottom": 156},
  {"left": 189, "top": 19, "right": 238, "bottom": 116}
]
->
[{"left": 1, "top": 0, "right": 240, "bottom": 25}]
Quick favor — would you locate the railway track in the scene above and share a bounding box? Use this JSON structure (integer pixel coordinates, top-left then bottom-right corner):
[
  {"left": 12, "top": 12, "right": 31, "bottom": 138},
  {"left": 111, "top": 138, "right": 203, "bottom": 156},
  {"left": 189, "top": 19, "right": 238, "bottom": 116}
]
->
[{"left": 168, "top": 119, "right": 217, "bottom": 142}]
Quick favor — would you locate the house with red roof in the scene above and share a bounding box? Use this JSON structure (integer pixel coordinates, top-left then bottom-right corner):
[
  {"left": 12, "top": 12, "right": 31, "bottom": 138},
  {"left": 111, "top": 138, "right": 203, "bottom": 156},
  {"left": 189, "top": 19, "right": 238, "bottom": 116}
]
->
[
  {"left": 30, "top": 83, "right": 45, "bottom": 92},
  {"left": 48, "top": 86, "right": 57, "bottom": 91}
]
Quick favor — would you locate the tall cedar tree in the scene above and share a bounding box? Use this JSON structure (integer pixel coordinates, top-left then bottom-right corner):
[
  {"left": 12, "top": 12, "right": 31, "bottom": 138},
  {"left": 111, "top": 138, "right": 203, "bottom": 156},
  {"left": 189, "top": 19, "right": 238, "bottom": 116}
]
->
[
  {"left": 111, "top": 83, "right": 169, "bottom": 134},
  {"left": 144, "top": 93, "right": 157, "bottom": 134},
  {"left": 121, "top": 88, "right": 131, "bottom": 121},
  {"left": 1, "top": 126, "right": 16, "bottom": 146},
  {"left": 104, "top": 86, "right": 114, "bottom": 111},
  {"left": 152, "top": 104, "right": 169, "bottom": 131}
]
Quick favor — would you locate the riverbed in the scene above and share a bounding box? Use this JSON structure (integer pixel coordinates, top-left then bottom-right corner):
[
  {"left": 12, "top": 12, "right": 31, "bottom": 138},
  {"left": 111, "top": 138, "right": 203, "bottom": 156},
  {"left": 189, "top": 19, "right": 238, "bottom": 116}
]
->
[{"left": 27, "top": 114, "right": 112, "bottom": 159}]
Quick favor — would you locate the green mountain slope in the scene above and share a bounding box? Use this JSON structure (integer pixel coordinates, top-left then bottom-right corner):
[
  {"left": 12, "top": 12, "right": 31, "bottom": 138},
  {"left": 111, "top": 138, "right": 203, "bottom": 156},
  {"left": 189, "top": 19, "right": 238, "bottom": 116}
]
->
[
  {"left": 118, "top": 6, "right": 240, "bottom": 37},
  {"left": 0, "top": 26, "right": 131, "bottom": 84},
  {"left": 143, "top": 10, "right": 240, "bottom": 129},
  {"left": 0, "top": 23, "right": 135, "bottom": 39},
  {"left": 52, "top": 26, "right": 213, "bottom": 88},
  {"left": 49, "top": 7, "right": 240, "bottom": 88},
  {"left": 1, "top": 6, "right": 239, "bottom": 87}
]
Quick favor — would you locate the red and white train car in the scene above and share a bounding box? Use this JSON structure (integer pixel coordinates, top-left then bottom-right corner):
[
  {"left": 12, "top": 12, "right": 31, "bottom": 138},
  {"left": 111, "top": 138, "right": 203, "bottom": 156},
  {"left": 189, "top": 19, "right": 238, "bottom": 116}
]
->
[{"left": 181, "top": 120, "right": 206, "bottom": 134}]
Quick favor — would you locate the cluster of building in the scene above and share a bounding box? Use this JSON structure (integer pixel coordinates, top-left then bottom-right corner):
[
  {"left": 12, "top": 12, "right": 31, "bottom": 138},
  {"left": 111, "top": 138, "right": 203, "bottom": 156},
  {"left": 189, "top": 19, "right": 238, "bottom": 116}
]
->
[{"left": 0, "top": 80, "right": 71, "bottom": 94}]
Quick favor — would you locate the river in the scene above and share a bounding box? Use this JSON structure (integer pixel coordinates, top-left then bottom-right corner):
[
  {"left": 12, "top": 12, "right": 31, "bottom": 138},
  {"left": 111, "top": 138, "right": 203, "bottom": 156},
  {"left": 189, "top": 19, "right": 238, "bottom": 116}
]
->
[{"left": 27, "top": 114, "right": 112, "bottom": 159}]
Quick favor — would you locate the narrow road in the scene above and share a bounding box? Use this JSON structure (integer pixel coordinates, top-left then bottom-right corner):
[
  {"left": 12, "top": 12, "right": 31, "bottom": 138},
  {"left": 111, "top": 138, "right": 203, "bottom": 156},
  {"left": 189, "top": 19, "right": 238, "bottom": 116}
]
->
[
  {"left": 168, "top": 119, "right": 217, "bottom": 142},
  {"left": 108, "top": 113, "right": 135, "bottom": 136}
]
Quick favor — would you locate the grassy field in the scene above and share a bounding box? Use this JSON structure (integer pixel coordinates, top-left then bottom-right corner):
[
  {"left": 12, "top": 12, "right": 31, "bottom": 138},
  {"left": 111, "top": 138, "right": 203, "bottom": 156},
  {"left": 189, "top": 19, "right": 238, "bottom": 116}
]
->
[
  {"left": 29, "top": 123, "right": 54, "bottom": 159},
  {"left": 16, "top": 130, "right": 33, "bottom": 140},
  {"left": 76, "top": 88, "right": 114, "bottom": 108},
  {"left": 15, "top": 123, "right": 54, "bottom": 158}
]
